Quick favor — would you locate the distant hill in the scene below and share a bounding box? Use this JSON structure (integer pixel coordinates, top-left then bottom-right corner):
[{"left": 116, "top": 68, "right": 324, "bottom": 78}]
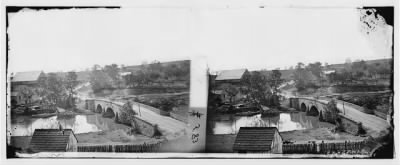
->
[
  {"left": 326, "top": 58, "right": 392, "bottom": 70},
  {"left": 259, "top": 58, "right": 392, "bottom": 81},
  {"left": 123, "top": 60, "right": 190, "bottom": 73}
]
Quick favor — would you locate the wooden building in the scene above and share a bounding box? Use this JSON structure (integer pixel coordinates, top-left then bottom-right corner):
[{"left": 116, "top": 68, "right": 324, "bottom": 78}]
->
[
  {"left": 233, "top": 127, "right": 283, "bottom": 153},
  {"left": 10, "top": 71, "right": 45, "bottom": 105},
  {"left": 28, "top": 129, "right": 78, "bottom": 152},
  {"left": 215, "top": 69, "right": 250, "bottom": 85},
  {"left": 213, "top": 69, "right": 250, "bottom": 103}
]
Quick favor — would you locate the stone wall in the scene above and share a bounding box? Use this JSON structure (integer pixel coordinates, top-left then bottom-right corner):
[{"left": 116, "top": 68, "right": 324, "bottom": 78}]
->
[
  {"left": 85, "top": 100, "right": 96, "bottom": 111},
  {"left": 131, "top": 117, "right": 157, "bottom": 137},
  {"left": 169, "top": 111, "right": 188, "bottom": 123},
  {"left": 289, "top": 98, "right": 300, "bottom": 110},
  {"left": 338, "top": 114, "right": 363, "bottom": 135},
  {"left": 336, "top": 100, "right": 374, "bottom": 114},
  {"left": 131, "top": 101, "right": 170, "bottom": 116}
]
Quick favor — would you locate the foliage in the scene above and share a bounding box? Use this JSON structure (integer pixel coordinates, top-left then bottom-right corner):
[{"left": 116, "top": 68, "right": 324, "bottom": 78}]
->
[
  {"left": 326, "top": 99, "right": 340, "bottom": 123},
  {"left": 122, "top": 61, "right": 190, "bottom": 88},
  {"left": 90, "top": 66, "right": 113, "bottom": 92},
  {"left": 15, "top": 85, "right": 35, "bottom": 104},
  {"left": 293, "top": 62, "right": 317, "bottom": 90},
  {"left": 103, "top": 64, "right": 122, "bottom": 87},
  {"left": 31, "top": 72, "right": 79, "bottom": 110},
  {"left": 220, "top": 83, "right": 239, "bottom": 103},
  {"left": 306, "top": 62, "right": 323, "bottom": 80},
  {"left": 327, "top": 59, "right": 392, "bottom": 85},
  {"left": 268, "top": 70, "right": 283, "bottom": 95},
  {"left": 64, "top": 71, "right": 78, "bottom": 109},
  {"left": 158, "top": 98, "right": 176, "bottom": 112},
  {"left": 242, "top": 71, "right": 272, "bottom": 106},
  {"left": 45, "top": 73, "right": 66, "bottom": 104},
  {"left": 119, "top": 102, "right": 136, "bottom": 125}
]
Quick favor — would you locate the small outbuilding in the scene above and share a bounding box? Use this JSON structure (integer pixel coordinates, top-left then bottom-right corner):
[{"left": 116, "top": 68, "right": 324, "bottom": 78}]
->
[
  {"left": 233, "top": 127, "right": 283, "bottom": 153},
  {"left": 29, "top": 129, "right": 78, "bottom": 152}
]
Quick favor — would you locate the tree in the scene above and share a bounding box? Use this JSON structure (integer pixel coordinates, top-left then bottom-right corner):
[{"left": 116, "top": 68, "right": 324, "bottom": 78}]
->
[
  {"left": 46, "top": 73, "right": 66, "bottom": 105},
  {"left": 35, "top": 75, "right": 48, "bottom": 103},
  {"left": 90, "top": 65, "right": 113, "bottom": 92},
  {"left": 220, "top": 84, "right": 239, "bottom": 103},
  {"left": 294, "top": 62, "right": 310, "bottom": 90},
  {"left": 64, "top": 71, "right": 78, "bottom": 109},
  {"left": 306, "top": 62, "right": 323, "bottom": 84},
  {"left": 268, "top": 70, "right": 283, "bottom": 95},
  {"left": 246, "top": 71, "right": 271, "bottom": 106},
  {"left": 326, "top": 99, "right": 340, "bottom": 123},
  {"left": 351, "top": 60, "right": 367, "bottom": 83},
  {"left": 103, "top": 64, "right": 121, "bottom": 88},
  {"left": 16, "top": 86, "right": 35, "bottom": 105}
]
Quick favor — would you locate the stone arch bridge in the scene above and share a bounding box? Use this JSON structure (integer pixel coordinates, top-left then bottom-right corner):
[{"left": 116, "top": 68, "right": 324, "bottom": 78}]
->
[
  {"left": 289, "top": 97, "right": 390, "bottom": 138},
  {"left": 289, "top": 97, "right": 336, "bottom": 122},
  {"left": 84, "top": 98, "right": 187, "bottom": 138},
  {"left": 85, "top": 98, "right": 126, "bottom": 120},
  {"left": 84, "top": 98, "right": 158, "bottom": 137}
]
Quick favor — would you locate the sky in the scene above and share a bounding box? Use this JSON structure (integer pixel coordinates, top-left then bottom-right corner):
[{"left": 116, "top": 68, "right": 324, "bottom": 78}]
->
[{"left": 7, "top": 4, "right": 393, "bottom": 73}]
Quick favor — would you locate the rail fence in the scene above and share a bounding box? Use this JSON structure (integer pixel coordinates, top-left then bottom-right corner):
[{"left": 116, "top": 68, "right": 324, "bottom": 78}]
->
[
  {"left": 283, "top": 140, "right": 366, "bottom": 154},
  {"left": 77, "top": 142, "right": 163, "bottom": 153}
]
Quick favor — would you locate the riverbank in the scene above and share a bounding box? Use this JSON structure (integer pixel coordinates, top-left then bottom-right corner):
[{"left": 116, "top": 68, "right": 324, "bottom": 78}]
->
[
  {"left": 206, "top": 127, "right": 366, "bottom": 153},
  {"left": 280, "top": 128, "right": 367, "bottom": 144},
  {"left": 208, "top": 106, "right": 299, "bottom": 120}
]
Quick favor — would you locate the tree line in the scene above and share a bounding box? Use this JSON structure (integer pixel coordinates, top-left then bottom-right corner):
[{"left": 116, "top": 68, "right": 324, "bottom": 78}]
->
[
  {"left": 16, "top": 72, "right": 79, "bottom": 110},
  {"left": 215, "top": 70, "right": 283, "bottom": 107},
  {"left": 90, "top": 61, "right": 190, "bottom": 92},
  {"left": 293, "top": 59, "right": 392, "bottom": 91}
]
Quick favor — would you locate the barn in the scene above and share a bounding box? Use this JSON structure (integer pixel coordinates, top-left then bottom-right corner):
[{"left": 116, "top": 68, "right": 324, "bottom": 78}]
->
[
  {"left": 233, "top": 127, "right": 283, "bottom": 153},
  {"left": 28, "top": 129, "right": 78, "bottom": 152}
]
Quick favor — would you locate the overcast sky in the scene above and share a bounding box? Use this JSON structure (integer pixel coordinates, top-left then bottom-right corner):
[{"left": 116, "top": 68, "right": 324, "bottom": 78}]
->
[{"left": 7, "top": 4, "right": 392, "bottom": 73}]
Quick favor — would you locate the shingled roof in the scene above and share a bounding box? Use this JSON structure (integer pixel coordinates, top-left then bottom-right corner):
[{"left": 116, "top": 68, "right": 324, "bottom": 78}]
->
[
  {"left": 29, "top": 129, "right": 77, "bottom": 152},
  {"left": 215, "top": 69, "right": 248, "bottom": 81},
  {"left": 11, "top": 71, "right": 43, "bottom": 82},
  {"left": 233, "top": 127, "right": 279, "bottom": 152}
]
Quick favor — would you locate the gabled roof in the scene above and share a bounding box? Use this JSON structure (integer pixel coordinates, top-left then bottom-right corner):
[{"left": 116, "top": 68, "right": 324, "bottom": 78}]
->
[
  {"left": 29, "top": 129, "right": 77, "bottom": 152},
  {"left": 11, "top": 71, "right": 43, "bottom": 82},
  {"left": 216, "top": 69, "right": 248, "bottom": 81},
  {"left": 233, "top": 127, "right": 279, "bottom": 151}
]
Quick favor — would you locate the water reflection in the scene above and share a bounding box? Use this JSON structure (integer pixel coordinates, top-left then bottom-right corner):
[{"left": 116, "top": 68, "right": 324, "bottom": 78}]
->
[
  {"left": 10, "top": 114, "right": 127, "bottom": 136},
  {"left": 209, "top": 112, "right": 334, "bottom": 134}
]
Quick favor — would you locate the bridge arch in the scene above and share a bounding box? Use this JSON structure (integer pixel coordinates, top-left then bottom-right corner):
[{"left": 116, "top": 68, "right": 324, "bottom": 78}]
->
[
  {"left": 300, "top": 103, "right": 307, "bottom": 112},
  {"left": 103, "top": 107, "right": 116, "bottom": 118},
  {"left": 96, "top": 104, "right": 103, "bottom": 113},
  {"left": 308, "top": 106, "right": 319, "bottom": 116}
]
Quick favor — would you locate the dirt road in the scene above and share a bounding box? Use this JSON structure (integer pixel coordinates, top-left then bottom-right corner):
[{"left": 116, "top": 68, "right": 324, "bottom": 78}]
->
[{"left": 317, "top": 99, "right": 390, "bottom": 138}]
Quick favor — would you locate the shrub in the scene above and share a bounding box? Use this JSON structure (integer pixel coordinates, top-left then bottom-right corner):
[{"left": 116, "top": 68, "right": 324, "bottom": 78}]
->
[
  {"left": 159, "top": 98, "right": 176, "bottom": 112},
  {"left": 357, "top": 122, "right": 366, "bottom": 135},
  {"left": 119, "top": 102, "right": 136, "bottom": 125}
]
